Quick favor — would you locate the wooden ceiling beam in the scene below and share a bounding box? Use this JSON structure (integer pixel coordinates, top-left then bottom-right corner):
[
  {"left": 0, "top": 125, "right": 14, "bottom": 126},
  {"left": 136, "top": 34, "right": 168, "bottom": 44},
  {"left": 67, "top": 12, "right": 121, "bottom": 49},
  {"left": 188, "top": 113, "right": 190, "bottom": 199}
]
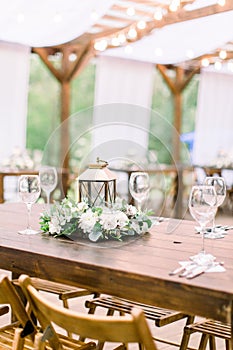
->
[
  {"left": 148, "top": 2, "right": 233, "bottom": 30},
  {"left": 32, "top": 48, "right": 62, "bottom": 82},
  {"left": 66, "top": 45, "right": 94, "bottom": 81}
]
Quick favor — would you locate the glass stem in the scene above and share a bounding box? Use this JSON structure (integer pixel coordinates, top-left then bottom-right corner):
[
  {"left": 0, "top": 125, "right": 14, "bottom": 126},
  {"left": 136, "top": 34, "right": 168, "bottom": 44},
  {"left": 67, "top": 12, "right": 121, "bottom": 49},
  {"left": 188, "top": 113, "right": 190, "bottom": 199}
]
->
[
  {"left": 26, "top": 203, "right": 32, "bottom": 230},
  {"left": 137, "top": 200, "right": 142, "bottom": 212},
  {"left": 46, "top": 192, "right": 50, "bottom": 206},
  {"left": 200, "top": 225, "right": 206, "bottom": 254},
  {"left": 212, "top": 217, "right": 216, "bottom": 233},
  {"left": 212, "top": 207, "right": 218, "bottom": 232}
]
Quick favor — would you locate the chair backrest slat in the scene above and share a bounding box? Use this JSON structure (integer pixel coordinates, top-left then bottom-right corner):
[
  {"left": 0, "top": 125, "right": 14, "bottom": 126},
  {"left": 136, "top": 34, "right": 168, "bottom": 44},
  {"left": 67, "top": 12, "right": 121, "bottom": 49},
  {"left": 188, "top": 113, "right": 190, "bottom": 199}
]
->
[
  {"left": 19, "top": 274, "right": 157, "bottom": 350},
  {"left": 0, "top": 275, "right": 36, "bottom": 340}
]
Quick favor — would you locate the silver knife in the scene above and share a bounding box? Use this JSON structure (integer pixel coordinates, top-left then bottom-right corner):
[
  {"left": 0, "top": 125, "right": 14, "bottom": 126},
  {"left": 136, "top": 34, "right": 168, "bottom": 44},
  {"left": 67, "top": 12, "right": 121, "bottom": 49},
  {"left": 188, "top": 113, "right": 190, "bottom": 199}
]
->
[{"left": 186, "top": 264, "right": 211, "bottom": 279}]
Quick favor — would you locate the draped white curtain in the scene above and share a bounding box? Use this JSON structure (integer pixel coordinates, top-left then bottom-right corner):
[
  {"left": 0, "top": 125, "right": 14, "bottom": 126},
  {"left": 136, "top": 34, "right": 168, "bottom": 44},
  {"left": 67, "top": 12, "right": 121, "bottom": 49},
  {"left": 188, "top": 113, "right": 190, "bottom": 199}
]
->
[
  {"left": 91, "top": 56, "right": 154, "bottom": 163},
  {"left": 0, "top": 41, "right": 30, "bottom": 162},
  {"left": 192, "top": 66, "right": 233, "bottom": 166}
]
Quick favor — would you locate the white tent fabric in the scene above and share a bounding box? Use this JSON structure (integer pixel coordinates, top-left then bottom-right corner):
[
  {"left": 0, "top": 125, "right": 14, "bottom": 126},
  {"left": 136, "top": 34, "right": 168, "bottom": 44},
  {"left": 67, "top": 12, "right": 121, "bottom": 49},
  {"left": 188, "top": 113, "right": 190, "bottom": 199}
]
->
[
  {"left": 0, "top": 0, "right": 115, "bottom": 47},
  {"left": 102, "top": 10, "right": 233, "bottom": 65},
  {"left": 192, "top": 66, "right": 233, "bottom": 167},
  {"left": 0, "top": 2, "right": 232, "bottom": 63},
  {"left": 0, "top": 41, "right": 30, "bottom": 162},
  {"left": 91, "top": 56, "right": 154, "bottom": 163}
]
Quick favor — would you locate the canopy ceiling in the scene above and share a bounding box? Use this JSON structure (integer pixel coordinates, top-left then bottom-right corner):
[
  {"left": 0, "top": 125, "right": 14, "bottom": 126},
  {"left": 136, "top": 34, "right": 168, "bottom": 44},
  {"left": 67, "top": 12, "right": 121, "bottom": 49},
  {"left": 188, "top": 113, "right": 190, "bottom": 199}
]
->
[
  {"left": 1, "top": 0, "right": 233, "bottom": 67},
  {"left": 0, "top": 1, "right": 115, "bottom": 47}
]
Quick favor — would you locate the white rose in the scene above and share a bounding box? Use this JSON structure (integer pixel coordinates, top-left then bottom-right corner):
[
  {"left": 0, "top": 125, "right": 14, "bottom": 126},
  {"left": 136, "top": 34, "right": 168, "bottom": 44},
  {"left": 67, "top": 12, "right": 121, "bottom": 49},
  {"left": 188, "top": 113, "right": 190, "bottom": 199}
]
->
[
  {"left": 49, "top": 217, "right": 61, "bottom": 234},
  {"left": 100, "top": 213, "right": 118, "bottom": 230},
  {"left": 115, "top": 211, "right": 128, "bottom": 228},
  {"left": 79, "top": 210, "right": 98, "bottom": 233},
  {"left": 77, "top": 202, "right": 88, "bottom": 212},
  {"left": 125, "top": 204, "right": 137, "bottom": 217}
]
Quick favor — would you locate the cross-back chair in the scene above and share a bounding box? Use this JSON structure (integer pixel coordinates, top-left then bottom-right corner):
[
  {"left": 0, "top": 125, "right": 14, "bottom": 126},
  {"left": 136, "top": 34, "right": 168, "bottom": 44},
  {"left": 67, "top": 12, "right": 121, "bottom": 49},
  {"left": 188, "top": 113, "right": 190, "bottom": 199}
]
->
[
  {"left": 84, "top": 295, "right": 194, "bottom": 349},
  {"left": 13, "top": 277, "right": 99, "bottom": 337},
  {"left": 0, "top": 274, "right": 36, "bottom": 349},
  {"left": 180, "top": 318, "right": 231, "bottom": 350},
  {"left": 19, "top": 274, "right": 158, "bottom": 350}
]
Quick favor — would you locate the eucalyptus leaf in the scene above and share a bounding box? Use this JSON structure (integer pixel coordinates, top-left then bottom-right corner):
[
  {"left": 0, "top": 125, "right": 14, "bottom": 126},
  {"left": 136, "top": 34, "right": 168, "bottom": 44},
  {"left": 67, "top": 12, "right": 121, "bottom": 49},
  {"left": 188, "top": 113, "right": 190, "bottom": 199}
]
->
[{"left": 88, "top": 231, "right": 102, "bottom": 242}]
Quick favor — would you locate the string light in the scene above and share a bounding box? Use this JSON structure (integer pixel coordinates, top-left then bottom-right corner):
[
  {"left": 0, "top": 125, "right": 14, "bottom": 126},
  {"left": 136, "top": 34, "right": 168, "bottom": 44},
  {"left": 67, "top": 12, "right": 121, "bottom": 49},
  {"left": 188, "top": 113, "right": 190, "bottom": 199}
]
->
[
  {"left": 227, "top": 60, "right": 233, "bottom": 72},
  {"left": 69, "top": 53, "right": 77, "bottom": 62},
  {"left": 94, "top": 40, "right": 108, "bottom": 51},
  {"left": 219, "top": 50, "right": 227, "bottom": 59},
  {"left": 137, "top": 20, "right": 146, "bottom": 30},
  {"left": 111, "top": 37, "right": 120, "bottom": 46},
  {"left": 201, "top": 58, "right": 210, "bottom": 67},
  {"left": 127, "top": 28, "right": 137, "bottom": 39},
  {"left": 117, "top": 33, "right": 126, "bottom": 44},
  {"left": 126, "top": 7, "right": 135, "bottom": 16},
  {"left": 214, "top": 61, "right": 222, "bottom": 70},
  {"left": 169, "top": 0, "right": 180, "bottom": 12},
  {"left": 154, "top": 9, "right": 163, "bottom": 20},
  {"left": 217, "top": 0, "right": 226, "bottom": 6},
  {"left": 186, "top": 49, "right": 194, "bottom": 59}
]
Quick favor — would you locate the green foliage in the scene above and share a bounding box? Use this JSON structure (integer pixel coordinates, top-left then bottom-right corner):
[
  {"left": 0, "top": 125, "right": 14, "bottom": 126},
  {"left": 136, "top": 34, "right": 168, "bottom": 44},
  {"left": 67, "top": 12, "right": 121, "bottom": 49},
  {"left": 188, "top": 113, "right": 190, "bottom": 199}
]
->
[
  {"left": 26, "top": 56, "right": 198, "bottom": 165},
  {"left": 27, "top": 54, "right": 60, "bottom": 151}
]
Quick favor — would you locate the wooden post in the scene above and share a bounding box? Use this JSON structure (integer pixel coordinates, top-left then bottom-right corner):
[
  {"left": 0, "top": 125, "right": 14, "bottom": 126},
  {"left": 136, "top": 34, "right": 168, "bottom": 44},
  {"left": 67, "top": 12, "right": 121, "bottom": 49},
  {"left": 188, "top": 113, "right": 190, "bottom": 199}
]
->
[
  {"left": 34, "top": 44, "right": 94, "bottom": 196},
  {"left": 173, "top": 67, "right": 183, "bottom": 164},
  {"left": 156, "top": 64, "right": 198, "bottom": 217}
]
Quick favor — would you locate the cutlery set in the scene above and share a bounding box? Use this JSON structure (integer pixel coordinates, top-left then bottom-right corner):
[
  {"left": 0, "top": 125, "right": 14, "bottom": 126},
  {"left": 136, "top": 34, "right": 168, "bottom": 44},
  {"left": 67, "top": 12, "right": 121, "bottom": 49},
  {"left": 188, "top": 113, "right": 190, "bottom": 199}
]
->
[
  {"left": 195, "top": 225, "right": 233, "bottom": 234},
  {"left": 169, "top": 261, "right": 224, "bottom": 279}
]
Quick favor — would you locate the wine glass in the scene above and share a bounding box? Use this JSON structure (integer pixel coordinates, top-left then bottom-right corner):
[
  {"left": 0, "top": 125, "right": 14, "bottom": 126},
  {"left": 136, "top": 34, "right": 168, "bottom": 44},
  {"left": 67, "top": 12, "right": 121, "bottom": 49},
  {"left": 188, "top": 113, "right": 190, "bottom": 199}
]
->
[
  {"left": 204, "top": 176, "right": 226, "bottom": 235},
  {"left": 188, "top": 185, "right": 217, "bottom": 261},
  {"left": 129, "top": 172, "right": 150, "bottom": 211},
  {"left": 39, "top": 166, "right": 57, "bottom": 207},
  {"left": 18, "top": 175, "right": 41, "bottom": 235}
]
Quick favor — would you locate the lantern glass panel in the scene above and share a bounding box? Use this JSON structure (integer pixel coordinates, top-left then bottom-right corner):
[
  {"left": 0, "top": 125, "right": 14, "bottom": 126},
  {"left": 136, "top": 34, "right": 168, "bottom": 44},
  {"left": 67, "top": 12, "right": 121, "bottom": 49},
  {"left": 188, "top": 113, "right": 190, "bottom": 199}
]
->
[{"left": 79, "top": 179, "right": 116, "bottom": 206}]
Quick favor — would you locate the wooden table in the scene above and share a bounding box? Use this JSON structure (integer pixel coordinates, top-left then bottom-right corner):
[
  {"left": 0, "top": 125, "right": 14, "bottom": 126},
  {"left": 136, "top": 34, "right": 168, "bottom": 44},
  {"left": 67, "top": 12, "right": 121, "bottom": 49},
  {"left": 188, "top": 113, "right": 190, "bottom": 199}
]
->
[
  {"left": 0, "top": 169, "right": 38, "bottom": 203},
  {"left": 0, "top": 168, "right": 73, "bottom": 203},
  {"left": 0, "top": 202, "right": 233, "bottom": 334},
  {"left": 110, "top": 164, "right": 193, "bottom": 218}
]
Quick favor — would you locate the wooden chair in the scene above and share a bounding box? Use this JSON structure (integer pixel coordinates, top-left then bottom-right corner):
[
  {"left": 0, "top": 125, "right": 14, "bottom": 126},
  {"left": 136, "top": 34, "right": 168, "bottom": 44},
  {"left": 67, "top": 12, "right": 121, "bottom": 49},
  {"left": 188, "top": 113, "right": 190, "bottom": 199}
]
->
[
  {"left": 13, "top": 277, "right": 98, "bottom": 308},
  {"left": 13, "top": 277, "right": 99, "bottom": 338},
  {"left": 0, "top": 274, "right": 96, "bottom": 350},
  {"left": 84, "top": 295, "right": 194, "bottom": 348},
  {"left": 19, "top": 274, "right": 158, "bottom": 350},
  {"left": 179, "top": 319, "right": 231, "bottom": 350},
  {"left": 0, "top": 274, "right": 37, "bottom": 349}
]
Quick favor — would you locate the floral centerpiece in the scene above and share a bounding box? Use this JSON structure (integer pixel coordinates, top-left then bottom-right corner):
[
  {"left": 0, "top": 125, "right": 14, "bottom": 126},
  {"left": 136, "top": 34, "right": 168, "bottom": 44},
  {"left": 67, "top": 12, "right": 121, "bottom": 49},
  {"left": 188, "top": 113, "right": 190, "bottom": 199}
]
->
[{"left": 40, "top": 198, "right": 153, "bottom": 242}]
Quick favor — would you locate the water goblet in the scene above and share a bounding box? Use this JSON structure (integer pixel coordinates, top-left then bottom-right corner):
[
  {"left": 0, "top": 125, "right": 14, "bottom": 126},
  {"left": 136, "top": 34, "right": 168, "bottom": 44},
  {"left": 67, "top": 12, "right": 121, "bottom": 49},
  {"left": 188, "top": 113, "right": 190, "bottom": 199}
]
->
[
  {"left": 204, "top": 176, "right": 226, "bottom": 235},
  {"left": 188, "top": 185, "right": 217, "bottom": 262},
  {"left": 18, "top": 175, "right": 41, "bottom": 235},
  {"left": 39, "top": 166, "right": 57, "bottom": 207},
  {"left": 129, "top": 172, "right": 150, "bottom": 211}
]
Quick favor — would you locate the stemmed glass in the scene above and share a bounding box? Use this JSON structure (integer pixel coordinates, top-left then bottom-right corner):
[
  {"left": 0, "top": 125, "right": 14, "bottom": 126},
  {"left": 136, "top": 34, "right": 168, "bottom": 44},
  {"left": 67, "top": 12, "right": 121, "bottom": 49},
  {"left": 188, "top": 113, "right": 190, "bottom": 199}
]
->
[
  {"left": 18, "top": 175, "right": 41, "bottom": 235},
  {"left": 204, "top": 176, "right": 226, "bottom": 235},
  {"left": 188, "top": 185, "right": 217, "bottom": 261},
  {"left": 39, "top": 166, "right": 57, "bottom": 207},
  {"left": 129, "top": 172, "right": 150, "bottom": 211}
]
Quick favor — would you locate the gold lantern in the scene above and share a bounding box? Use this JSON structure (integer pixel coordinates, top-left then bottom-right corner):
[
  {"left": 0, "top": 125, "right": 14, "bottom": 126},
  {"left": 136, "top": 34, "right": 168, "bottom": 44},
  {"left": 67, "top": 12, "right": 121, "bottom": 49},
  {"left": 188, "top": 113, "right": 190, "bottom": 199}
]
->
[{"left": 76, "top": 158, "right": 117, "bottom": 206}]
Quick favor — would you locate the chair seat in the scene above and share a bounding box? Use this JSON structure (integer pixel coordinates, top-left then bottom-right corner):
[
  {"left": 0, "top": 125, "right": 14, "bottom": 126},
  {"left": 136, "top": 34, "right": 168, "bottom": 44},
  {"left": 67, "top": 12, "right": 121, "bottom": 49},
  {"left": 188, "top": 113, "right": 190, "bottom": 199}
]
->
[
  {"left": 185, "top": 319, "right": 231, "bottom": 339},
  {"left": 0, "top": 324, "right": 96, "bottom": 350},
  {"left": 85, "top": 295, "right": 188, "bottom": 327},
  {"left": 13, "top": 278, "right": 97, "bottom": 301},
  {"left": 180, "top": 319, "right": 231, "bottom": 350}
]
